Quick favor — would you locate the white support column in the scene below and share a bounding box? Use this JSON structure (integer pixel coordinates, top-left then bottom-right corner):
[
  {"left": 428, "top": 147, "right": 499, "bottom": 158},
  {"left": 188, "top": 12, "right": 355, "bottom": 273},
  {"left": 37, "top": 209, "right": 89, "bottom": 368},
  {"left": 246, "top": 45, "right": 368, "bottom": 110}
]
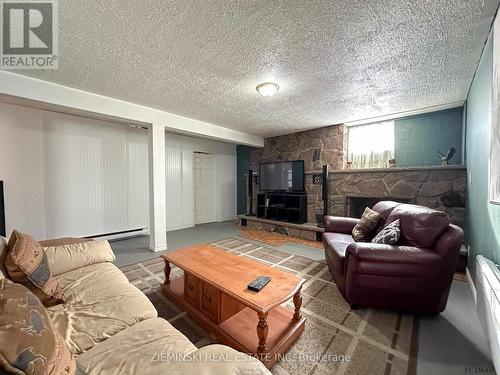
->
[{"left": 148, "top": 123, "right": 167, "bottom": 252}]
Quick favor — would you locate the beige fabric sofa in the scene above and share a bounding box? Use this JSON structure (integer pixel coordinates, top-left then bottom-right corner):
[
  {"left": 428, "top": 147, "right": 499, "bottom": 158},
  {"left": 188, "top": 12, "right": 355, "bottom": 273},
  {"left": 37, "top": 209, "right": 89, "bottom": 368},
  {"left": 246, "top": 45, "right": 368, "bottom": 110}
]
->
[{"left": 0, "top": 236, "right": 271, "bottom": 375}]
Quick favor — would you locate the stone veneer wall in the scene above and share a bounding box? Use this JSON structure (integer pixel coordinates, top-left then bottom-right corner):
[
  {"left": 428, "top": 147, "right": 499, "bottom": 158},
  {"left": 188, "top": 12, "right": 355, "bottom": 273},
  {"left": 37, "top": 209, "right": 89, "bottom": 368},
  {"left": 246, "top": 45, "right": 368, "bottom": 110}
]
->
[
  {"left": 305, "top": 167, "right": 467, "bottom": 227},
  {"left": 249, "top": 124, "right": 466, "bottom": 228},
  {"left": 250, "top": 124, "right": 347, "bottom": 171}
]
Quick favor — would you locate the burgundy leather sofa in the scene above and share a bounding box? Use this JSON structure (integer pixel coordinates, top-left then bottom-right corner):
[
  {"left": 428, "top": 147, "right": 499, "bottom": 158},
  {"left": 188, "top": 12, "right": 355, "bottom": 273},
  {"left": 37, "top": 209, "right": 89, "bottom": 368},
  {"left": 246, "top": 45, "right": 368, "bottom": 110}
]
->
[{"left": 322, "top": 201, "right": 464, "bottom": 314}]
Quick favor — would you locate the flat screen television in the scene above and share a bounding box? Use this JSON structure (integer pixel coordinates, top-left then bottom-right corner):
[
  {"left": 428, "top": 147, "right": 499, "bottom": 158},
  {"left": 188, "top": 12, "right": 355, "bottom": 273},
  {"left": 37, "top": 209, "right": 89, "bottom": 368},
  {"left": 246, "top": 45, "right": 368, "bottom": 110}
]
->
[{"left": 259, "top": 160, "right": 305, "bottom": 192}]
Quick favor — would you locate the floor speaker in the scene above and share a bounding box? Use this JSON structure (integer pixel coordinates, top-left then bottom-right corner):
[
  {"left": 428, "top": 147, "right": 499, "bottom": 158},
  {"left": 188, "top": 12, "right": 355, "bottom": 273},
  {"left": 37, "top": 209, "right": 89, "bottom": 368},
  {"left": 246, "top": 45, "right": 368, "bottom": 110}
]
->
[
  {"left": 316, "top": 165, "right": 329, "bottom": 228},
  {"left": 322, "top": 165, "right": 329, "bottom": 215},
  {"left": 247, "top": 169, "right": 254, "bottom": 216}
]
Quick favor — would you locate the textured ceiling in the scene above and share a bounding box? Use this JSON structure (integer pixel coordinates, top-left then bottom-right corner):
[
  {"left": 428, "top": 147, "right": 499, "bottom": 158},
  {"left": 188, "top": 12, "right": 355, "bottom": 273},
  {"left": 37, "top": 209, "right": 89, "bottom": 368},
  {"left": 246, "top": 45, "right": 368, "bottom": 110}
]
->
[{"left": 16, "top": 0, "right": 499, "bottom": 137}]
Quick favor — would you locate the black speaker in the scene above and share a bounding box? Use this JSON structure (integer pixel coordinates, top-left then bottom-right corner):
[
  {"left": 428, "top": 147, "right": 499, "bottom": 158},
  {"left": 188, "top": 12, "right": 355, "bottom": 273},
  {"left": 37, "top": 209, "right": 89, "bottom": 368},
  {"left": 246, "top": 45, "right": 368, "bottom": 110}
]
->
[
  {"left": 0, "top": 181, "right": 5, "bottom": 237},
  {"left": 322, "top": 165, "right": 329, "bottom": 201},
  {"left": 320, "top": 165, "right": 329, "bottom": 227},
  {"left": 247, "top": 169, "right": 254, "bottom": 216}
]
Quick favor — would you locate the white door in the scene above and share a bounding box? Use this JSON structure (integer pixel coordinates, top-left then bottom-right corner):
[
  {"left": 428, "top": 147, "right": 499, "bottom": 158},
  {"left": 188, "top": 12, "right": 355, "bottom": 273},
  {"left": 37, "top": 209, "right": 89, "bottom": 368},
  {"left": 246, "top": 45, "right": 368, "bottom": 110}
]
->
[{"left": 194, "top": 152, "right": 217, "bottom": 224}]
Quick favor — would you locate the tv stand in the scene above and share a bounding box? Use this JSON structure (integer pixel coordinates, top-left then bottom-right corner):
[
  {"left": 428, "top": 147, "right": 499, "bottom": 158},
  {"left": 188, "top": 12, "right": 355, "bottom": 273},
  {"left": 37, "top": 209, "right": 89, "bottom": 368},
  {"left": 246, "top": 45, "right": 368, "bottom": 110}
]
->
[{"left": 256, "top": 193, "right": 307, "bottom": 224}]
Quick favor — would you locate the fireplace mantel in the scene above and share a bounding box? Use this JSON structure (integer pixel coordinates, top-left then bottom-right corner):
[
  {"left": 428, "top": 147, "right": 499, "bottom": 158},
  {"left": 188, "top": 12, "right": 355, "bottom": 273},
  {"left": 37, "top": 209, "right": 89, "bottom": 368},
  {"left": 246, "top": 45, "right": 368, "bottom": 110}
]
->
[{"left": 305, "top": 165, "right": 466, "bottom": 175}]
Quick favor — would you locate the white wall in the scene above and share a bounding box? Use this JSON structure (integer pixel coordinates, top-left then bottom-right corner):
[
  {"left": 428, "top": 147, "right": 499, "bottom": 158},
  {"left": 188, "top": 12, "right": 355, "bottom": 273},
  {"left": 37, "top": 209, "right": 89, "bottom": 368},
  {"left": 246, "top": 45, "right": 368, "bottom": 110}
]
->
[
  {"left": 0, "top": 102, "right": 237, "bottom": 238},
  {"left": 0, "top": 103, "right": 46, "bottom": 238},
  {"left": 0, "top": 102, "right": 149, "bottom": 239},
  {"left": 165, "top": 133, "right": 236, "bottom": 231}
]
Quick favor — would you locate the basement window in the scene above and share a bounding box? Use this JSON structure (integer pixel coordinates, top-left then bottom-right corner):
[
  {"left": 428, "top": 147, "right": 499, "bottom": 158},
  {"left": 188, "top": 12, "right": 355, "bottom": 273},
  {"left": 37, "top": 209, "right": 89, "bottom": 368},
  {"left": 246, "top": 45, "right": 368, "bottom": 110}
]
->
[{"left": 347, "top": 121, "right": 395, "bottom": 169}]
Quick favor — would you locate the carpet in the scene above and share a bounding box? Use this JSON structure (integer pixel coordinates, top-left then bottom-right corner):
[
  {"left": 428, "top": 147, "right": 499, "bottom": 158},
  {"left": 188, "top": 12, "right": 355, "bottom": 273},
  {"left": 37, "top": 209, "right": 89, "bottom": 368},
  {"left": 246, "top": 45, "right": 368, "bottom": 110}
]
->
[{"left": 120, "top": 238, "right": 418, "bottom": 375}]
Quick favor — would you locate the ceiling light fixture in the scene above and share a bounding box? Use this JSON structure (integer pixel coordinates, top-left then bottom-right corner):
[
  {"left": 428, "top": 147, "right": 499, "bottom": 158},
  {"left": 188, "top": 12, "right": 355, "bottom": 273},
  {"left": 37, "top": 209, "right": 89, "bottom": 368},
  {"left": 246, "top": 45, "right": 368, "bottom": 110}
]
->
[{"left": 256, "top": 82, "right": 279, "bottom": 97}]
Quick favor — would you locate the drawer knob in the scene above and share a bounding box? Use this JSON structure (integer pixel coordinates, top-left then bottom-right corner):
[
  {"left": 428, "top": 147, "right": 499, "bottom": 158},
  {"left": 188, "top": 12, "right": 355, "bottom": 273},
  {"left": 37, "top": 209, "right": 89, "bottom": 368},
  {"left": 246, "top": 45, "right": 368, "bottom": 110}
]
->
[
  {"left": 204, "top": 293, "right": 212, "bottom": 302},
  {"left": 187, "top": 283, "right": 194, "bottom": 290}
]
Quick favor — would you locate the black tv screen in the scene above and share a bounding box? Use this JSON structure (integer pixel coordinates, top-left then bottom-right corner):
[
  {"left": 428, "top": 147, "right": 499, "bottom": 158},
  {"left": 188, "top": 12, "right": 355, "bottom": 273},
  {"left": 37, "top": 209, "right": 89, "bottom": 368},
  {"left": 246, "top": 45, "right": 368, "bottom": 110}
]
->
[{"left": 259, "top": 161, "right": 305, "bottom": 192}]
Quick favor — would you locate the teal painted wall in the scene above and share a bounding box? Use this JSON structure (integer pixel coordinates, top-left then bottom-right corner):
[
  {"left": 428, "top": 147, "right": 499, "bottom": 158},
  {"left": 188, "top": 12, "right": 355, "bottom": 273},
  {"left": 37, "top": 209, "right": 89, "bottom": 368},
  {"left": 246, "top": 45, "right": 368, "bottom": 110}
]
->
[
  {"left": 465, "top": 31, "right": 500, "bottom": 279},
  {"left": 394, "top": 108, "right": 464, "bottom": 167},
  {"left": 236, "top": 145, "right": 253, "bottom": 214}
]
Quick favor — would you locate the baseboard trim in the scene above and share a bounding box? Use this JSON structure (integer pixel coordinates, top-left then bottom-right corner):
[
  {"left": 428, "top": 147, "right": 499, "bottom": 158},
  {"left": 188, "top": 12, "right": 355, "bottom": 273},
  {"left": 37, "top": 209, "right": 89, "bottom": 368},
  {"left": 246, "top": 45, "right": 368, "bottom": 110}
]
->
[
  {"left": 466, "top": 266, "right": 477, "bottom": 305},
  {"left": 149, "top": 244, "right": 168, "bottom": 252}
]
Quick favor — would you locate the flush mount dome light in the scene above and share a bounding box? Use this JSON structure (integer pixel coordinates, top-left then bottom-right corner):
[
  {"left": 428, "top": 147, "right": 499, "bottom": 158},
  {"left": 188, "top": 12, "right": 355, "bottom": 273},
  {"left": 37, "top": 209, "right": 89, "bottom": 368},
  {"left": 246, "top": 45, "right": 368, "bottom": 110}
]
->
[{"left": 256, "top": 82, "right": 279, "bottom": 97}]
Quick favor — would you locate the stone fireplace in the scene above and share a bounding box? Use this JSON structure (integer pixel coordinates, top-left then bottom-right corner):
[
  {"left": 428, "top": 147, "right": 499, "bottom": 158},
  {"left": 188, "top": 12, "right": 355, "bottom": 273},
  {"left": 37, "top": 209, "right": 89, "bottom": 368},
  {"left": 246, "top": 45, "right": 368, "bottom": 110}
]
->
[
  {"left": 249, "top": 123, "right": 467, "bottom": 228},
  {"left": 305, "top": 166, "right": 467, "bottom": 227},
  {"left": 345, "top": 195, "right": 414, "bottom": 218}
]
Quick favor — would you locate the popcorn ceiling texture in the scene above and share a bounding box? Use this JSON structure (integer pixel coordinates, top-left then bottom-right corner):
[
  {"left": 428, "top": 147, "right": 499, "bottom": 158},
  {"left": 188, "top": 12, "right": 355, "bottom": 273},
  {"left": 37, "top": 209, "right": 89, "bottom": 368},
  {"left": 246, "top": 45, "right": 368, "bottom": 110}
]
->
[{"left": 17, "top": 0, "right": 499, "bottom": 137}]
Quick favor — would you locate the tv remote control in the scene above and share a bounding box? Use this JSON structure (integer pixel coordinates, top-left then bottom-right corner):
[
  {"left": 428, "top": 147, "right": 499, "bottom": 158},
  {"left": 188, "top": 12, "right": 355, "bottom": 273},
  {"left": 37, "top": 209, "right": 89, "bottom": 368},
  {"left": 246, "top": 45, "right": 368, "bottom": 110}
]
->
[{"left": 247, "top": 276, "right": 271, "bottom": 292}]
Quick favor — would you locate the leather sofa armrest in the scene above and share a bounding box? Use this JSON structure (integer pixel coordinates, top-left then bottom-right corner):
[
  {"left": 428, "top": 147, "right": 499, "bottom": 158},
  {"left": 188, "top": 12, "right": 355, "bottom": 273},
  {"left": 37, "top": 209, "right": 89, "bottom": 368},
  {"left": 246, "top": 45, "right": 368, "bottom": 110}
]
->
[
  {"left": 346, "top": 242, "right": 441, "bottom": 265},
  {"left": 323, "top": 215, "right": 359, "bottom": 233}
]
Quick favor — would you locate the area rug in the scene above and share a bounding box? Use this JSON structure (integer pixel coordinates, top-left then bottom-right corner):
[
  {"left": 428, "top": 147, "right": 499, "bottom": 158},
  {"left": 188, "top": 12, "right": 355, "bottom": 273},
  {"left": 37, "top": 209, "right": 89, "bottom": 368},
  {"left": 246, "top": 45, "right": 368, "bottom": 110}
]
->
[
  {"left": 120, "top": 238, "right": 418, "bottom": 375},
  {"left": 240, "top": 227, "right": 323, "bottom": 249}
]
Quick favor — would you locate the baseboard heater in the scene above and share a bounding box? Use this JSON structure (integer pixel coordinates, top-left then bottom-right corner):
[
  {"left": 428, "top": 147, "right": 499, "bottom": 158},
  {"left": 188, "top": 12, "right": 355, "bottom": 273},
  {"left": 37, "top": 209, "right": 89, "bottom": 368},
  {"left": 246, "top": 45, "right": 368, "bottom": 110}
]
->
[
  {"left": 476, "top": 255, "right": 500, "bottom": 373},
  {"left": 86, "top": 228, "right": 147, "bottom": 241}
]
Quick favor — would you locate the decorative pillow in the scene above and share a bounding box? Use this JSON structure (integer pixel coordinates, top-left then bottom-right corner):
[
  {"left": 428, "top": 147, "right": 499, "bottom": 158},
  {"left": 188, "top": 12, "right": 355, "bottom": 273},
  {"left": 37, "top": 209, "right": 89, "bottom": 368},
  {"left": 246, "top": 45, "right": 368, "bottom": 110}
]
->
[
  {"left": 352, "top": 207, "right": 381, "bottom": 242},
  {"left": 44, "top": 240, "right": 116, "bottom": 276},
  {"left": 371, "top": 219, "right": 401, "bottom": 245},
  {"left": 0, "top": 278, "right": 84, "bottom": 374},
  {"left": 5, "top": 230, "right": 61, "bottom": 302}
]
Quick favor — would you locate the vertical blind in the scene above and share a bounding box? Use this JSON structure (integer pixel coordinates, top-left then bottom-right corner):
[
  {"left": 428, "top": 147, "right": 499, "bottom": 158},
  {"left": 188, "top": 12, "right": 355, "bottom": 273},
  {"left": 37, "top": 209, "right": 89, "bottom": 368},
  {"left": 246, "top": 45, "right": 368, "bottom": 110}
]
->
[{"left": 347, "top": 121, "right": 395, "bottom": 169}]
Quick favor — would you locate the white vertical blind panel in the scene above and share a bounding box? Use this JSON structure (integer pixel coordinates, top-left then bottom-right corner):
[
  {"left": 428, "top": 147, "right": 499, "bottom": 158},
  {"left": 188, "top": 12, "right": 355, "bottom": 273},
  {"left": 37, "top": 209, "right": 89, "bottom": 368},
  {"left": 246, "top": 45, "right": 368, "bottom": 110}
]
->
[
  {"left": 43, "top": 117, "right": 148, "bottom": 238},
  {"left": 126, "top": 131, "right": 149, "bottom": 230},
  {"left": 165, "top": 138, "right": 183, "bottom": 230}
]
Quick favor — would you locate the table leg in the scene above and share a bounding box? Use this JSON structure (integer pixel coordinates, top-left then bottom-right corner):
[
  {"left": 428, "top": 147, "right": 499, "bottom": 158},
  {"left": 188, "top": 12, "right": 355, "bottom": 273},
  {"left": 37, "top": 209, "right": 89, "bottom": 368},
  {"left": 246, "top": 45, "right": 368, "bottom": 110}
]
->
[
  {"left": 257, "top": 311, "right": 269, "bottom": 356},
  {"left": 163, "top": 259, "right": 171, "bottom": 285},
  {"left": 293, "top": 286, "right": 302, "bottom": 322}
]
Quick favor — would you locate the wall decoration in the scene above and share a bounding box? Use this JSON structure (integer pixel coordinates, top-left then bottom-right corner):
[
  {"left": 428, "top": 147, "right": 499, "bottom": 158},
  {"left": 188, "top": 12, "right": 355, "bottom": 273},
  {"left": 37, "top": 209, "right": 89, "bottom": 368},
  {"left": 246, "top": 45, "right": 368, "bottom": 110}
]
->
[
  {"left": 312, "top": 175, "right": 323, "bottom": 185},
  {"left": 491, "top": 16, "right": 500, "bottom": 204}
]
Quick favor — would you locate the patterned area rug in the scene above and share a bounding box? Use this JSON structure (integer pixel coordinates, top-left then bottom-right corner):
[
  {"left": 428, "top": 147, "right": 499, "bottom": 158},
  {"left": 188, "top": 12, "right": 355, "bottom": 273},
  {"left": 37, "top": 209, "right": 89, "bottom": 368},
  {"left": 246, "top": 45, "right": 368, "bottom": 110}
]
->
[{"left": 120, "top": 238, "right": 418, "bottom": 375}]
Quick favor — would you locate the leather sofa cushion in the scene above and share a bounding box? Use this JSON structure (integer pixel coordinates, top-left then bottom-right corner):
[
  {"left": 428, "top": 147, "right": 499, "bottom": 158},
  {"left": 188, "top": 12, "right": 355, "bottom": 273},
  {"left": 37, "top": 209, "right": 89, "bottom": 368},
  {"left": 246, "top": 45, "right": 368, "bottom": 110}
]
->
[
  {"left": 43, "top": 239, "right": 116, "bottom": 276},
  {"left": 48, "top": 262, "right": 157, "bottom": 354},
  {"left": 77, "top": 318, "right": 197, "bottom": 374},
  {"left": 385, "top": 204, "right": 450, "bottom": 248},
  {"left": 371, "top": 201, "right": 401, "bottom": 234},
  {"left": 347, "top": 243, "right": 443, "bottom": 277},
  {"left": 77, "top": 318, "right": 270, "bottom": 375}
]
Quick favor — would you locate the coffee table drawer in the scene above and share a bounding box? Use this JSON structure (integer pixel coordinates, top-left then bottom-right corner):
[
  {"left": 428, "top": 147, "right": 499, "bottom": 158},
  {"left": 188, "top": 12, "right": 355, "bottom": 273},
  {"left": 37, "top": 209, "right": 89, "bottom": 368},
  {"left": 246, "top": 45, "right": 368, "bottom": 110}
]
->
[
  {"left": 201, "top": 281, "right": 220, "bottom": 323},
  {"left": 184, "top": 272, "right": 200, "bottom": 308}
]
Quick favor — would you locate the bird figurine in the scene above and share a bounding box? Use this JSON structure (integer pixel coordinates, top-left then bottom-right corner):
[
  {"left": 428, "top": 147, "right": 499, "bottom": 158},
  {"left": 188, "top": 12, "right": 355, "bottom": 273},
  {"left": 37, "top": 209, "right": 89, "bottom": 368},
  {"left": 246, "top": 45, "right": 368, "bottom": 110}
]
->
[{"left": 438, "top": 147, "right": 456, "bottom": 165}]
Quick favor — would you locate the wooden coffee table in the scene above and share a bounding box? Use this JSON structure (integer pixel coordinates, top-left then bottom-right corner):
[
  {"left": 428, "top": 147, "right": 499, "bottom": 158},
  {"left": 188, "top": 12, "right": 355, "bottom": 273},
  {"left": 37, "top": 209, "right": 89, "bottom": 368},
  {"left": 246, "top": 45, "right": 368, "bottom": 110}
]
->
[{"left": 161, "top": 244, "right": 306, "bottom": 368}]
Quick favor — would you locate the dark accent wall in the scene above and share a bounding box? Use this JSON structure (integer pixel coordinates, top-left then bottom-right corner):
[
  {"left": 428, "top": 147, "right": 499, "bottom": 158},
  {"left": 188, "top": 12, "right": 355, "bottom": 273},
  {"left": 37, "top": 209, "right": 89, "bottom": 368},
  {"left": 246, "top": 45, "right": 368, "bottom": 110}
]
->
[
  {"left": 465, "top": 31, "right": 500, "bottom": 279},
  {"left": 0, "top": 181, "right": 5, "bottom": 237},
  {"left": 236, "top": 145, "right": 253, "bottom": 214},
  {"left": 394, "top": 107, "right": 464, "bottom": 167}
]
